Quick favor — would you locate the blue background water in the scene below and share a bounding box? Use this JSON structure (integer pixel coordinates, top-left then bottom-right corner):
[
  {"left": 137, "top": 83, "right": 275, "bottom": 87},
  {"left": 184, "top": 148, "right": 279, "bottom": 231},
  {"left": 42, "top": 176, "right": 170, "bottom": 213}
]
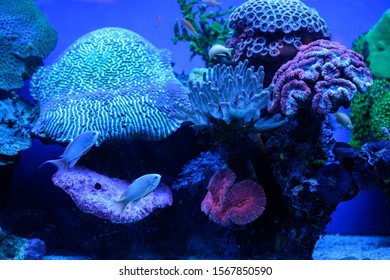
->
[{"left": 13, "top": 0, "right": 390, "bottom": 235}]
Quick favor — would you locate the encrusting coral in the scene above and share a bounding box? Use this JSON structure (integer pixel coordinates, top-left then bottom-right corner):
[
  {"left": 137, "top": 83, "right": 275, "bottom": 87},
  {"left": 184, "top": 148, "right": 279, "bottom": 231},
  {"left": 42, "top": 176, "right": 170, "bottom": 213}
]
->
[
  {"left": 51, "top": 166, "right": 173, "bottom": 223},
  {"left": 0, "top": 0, "right": 57, "bottom": 91},
  {"left": 0, "top": 92, "right": 34, "bottom": 166},
  {"left": 225, "top": 0, "right": 331, "bottom": 84},
  {"left": 0, "top": 229, "right": 46, "bottom": 260},
  {"left": 31, "top": 27, "right": 190, "bottom": 144}
]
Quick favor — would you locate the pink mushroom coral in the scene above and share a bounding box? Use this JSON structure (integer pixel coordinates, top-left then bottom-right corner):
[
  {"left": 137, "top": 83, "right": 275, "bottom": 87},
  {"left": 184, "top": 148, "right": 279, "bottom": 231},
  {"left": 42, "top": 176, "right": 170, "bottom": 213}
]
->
[{"left": 201, "top": 168, "right": 266, "bottom": 226}]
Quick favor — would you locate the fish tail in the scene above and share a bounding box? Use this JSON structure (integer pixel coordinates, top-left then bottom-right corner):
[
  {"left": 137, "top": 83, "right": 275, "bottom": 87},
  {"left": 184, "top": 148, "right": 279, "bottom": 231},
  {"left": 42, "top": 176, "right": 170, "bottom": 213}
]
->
[
  {"left": 227, "top": 47, "right": 234, "bottom": 57},
  {"left": 111, "top": 200, "right": 127, "bottom": 218},
  {"left": 39, "top": 159, "right": 67, "bottom": 171}
]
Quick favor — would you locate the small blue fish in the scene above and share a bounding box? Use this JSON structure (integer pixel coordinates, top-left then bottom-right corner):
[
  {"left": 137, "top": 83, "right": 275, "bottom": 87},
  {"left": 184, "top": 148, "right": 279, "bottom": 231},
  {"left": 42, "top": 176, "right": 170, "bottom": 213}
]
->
[
  {"left": 202, "top": 0, "right": 222, "bottom": 7},
  {"left": 40, "top": 131, "right": 99, "bottom": 171},
  {"left": 112, "top": 174, "right": 161, "bottom": 216},
  {"left": 208, "top": 44, "right": 233, "bottom": 60},
  {"left": 334, "top": 111, "right": 354, "bottom": 130}
]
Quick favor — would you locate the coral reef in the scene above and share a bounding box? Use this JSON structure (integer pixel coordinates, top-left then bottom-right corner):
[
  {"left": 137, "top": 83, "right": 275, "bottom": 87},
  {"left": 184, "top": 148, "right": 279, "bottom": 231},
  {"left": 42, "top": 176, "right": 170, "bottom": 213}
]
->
[
  {"left": 352, "top": 9, "right": 390, "bottom": 79},
  {"left": 260, "top": 106, "right": 363, "bottom": 258},
  {"left": 0, "top": 0, "right": 57, "bottom": 91},
  {"left": 0, "top": 92, "right": 34, "bottom": 166},
  {"left": 172, "top": 0, "right": 235, "bottom": 67},
  {"left": 171, "top": 60, "right": 286, "bottom": 133},
  {"left": 31, "top": 27, "right": 190, "bottom": 144},
  {"left": 51, "top": 166, "right": 173, "bottom": 223},
  {"left": 201, "top": 168, "right": 266, "bottom": 226},
  {"left": 0, "top": 229, "right": 45, "bottom": 260},
  {"left": 226, "top": 0, "right": 331, "bottom": 84},
  {"left": 350, "top": 78, "right": 390, "bottom": 147},
  {"left": 1, "top": 0, "right": 386, "bottom": 262},
  {"left": 268, "top": 40, "right": 373, "bottom": 116}
]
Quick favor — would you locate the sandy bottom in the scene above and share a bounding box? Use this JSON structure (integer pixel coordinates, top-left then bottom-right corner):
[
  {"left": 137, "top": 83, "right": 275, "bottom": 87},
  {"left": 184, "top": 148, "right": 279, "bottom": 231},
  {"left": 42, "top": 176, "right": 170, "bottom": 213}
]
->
[{"left": 313, "top": 234, "right": 390, "bottom": 260}]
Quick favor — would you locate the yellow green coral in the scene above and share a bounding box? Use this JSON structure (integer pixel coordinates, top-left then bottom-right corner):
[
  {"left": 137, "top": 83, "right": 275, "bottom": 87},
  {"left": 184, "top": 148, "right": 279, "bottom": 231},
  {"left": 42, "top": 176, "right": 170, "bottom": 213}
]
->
[
  {"left": 352, "top": 9, "right": 390, "bottom": 79},
  {"left": 350, "top": 10, "right": 390, "bottom": 148},
  {"left": 350, "top": 78, "right": 390, "bottom": 148}
]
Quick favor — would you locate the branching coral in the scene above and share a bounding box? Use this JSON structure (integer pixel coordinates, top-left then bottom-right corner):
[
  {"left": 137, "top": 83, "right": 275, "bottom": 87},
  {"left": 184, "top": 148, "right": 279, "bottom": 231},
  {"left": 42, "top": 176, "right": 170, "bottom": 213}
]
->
[
  {"left": 172, "top": 150, "right": 226, "bottom": 190},
  {"left": 268, "top": 40, "right": 373, "bottom": 116},
  {"left": 172, "top": 0, "right": 235, "bottom": 66},
  {"left": 171, "top": 60, "right": 287, "bottom": 133}
]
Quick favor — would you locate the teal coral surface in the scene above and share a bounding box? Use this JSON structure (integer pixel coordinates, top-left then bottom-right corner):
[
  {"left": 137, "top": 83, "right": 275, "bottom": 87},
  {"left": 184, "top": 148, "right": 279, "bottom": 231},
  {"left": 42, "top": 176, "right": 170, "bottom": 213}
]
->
[{"left": 31, "top": 27, "right": 190, "bottom": 143}]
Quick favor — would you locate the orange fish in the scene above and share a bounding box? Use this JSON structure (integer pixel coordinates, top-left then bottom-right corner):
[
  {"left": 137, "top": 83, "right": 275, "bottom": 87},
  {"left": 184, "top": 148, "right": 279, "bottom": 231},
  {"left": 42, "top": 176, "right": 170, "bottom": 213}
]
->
[
  {"left": 257, "top": 133, "right": 266, "bottom": 153},
  {"left": 182, "top": 19, "right": 198, "bottom": 35},
  {"left": 156, "top": 15, "right": 162, "bottom": 28}
]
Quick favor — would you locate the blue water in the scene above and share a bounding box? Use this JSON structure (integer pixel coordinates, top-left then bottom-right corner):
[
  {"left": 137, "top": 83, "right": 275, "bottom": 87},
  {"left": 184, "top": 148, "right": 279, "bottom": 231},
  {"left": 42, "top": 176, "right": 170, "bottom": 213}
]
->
[{"left": 1, "top": 0, "right": 390, "bottom": 260}]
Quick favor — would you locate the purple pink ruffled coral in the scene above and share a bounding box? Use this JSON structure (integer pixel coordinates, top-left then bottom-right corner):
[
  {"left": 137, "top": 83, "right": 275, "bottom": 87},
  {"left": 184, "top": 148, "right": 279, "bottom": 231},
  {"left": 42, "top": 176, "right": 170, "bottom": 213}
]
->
[{"left": 268, "top": 39, "right": 372, "bottom": 116}]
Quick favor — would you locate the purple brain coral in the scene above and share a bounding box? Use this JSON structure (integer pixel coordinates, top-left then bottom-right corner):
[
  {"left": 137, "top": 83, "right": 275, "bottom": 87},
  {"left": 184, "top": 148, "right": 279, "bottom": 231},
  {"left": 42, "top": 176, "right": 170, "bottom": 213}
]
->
[
  {"left": 226, "top": 0, "right": 330, "bottom": 75},
  {"left": 268, "top": 40, "right": 373, "bottom": 116}
]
